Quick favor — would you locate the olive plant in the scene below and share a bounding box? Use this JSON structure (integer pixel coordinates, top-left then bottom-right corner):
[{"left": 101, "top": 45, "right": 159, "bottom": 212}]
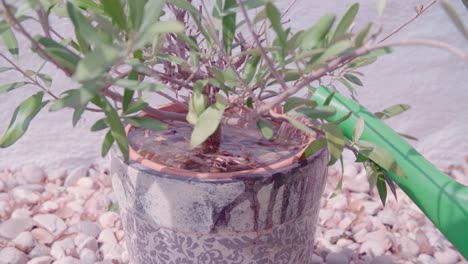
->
[{"left": 0, "top": 0, "right": 466, "bottom": 204}]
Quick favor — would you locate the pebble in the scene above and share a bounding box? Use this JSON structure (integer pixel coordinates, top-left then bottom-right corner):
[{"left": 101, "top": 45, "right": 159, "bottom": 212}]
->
[
  {"left": 21, "top": 165, "right": 46, "bottom": 184},
  {"left": 31, "top": 228, "right": 55, "bottom": 244},
  {"left": 50, "top": 238, "right": 75, "bottom": 260},
  {"left": 98, "top": 229, "right": 118, "bottom": 245},
  {"left": 17, "top": 184, "right": 45, "bottom": 193},
  {"left": 64, "top": 167, "right": 88, "bottom": 187},
  {"left": 434, "top": 248, "right": 460, "bottom": 264},
  {"left": 360, "top": 240, "right": 385, "bottom": 257},
  {"left": 12, "top": 231, "right": 35, "bottom": 253},
  {"left": 52, "top": 256, "right": 80, "bottom": 264},
  {"left": 0, "top": 179, "right": 5, "bottom": 192},
  {"left": 398, "top": 237, "right": 420, "bottom": 259},
  {"left": 33, "top": 214, "right": 67, "bottom": 237},
  {"left": 324, "top": 229, "right": 344, "bottom": 244},
  {"left": 369, "top": 255, "right": 396, "bottom": 264},
  {"left": 361, "top": 201, "right": 382, "bottom": 215},
  {"left": 0, "top": 217, "right": 36, "bottom": 239},
  {"left": 0, "top": 246, "right": 28, "bottom": 264},
  {"left": 79, "top": 248, "right": 97, "bottom": 264},
  {"left": 98, "top": 212, "right": 120, "bottom": 229},
  {"left": 11, "top": 188, "right": 41, "bottom": 204},
  {"left": 27, "top": 256, "right": 54, "bottom": 264},
  {"left": 69, "top": 221, "right": 101, "bottom": 238},
  {"left": 418, "top": 254, "right": 438, "bottom": 264},
  {"left": 76, "top": 177, "right": 96, "bottom": 189},
  {"left": 46, "top": 168, "right": 67, "bottom": 181},
  {"left": 28, "top": 244, "right": 51, "bottom": 258},
  {"left": 39, "top": 201, "right": 59, "bottom": 213},
  {"left": 377, "top": 209, "right": 397, "bottom": 226},
  {"left": 325, "top": 252, "right": 348, "bottom": 264}
]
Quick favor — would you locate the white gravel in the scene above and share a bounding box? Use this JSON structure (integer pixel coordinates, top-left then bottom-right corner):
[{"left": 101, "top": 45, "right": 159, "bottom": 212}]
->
[{"left": 0, "top": 159, "right": 467, "bottom": 263}]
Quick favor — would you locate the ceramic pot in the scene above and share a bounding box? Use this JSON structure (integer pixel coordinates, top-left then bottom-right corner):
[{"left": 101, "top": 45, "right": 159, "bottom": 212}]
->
[{"left": 111, "top": 107, "right": 328, "bottom": 264}]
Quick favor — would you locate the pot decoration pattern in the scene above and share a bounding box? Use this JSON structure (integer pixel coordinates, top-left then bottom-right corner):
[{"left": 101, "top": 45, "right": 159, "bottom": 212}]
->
[{"left": 111, "top": 148, "right": 328, "bottom": 264}]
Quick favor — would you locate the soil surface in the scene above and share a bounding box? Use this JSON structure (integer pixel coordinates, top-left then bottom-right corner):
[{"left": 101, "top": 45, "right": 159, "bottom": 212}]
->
[{"left": 128, "top": 120, "right": 310, "bottom": 173}]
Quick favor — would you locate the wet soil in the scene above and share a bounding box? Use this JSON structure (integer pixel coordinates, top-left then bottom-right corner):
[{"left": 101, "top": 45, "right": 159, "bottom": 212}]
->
[{"left": 128, "top": 120, "right": 310, "bottom": 173}]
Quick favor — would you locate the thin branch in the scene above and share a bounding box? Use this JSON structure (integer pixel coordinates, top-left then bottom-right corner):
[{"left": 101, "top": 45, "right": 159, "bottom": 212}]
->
[
  {"left": 37, "top": 9, "right": 52, "bottom": 38},
  {"left": 237, "top": 0, "right": 289, "bottom": 93},
  {"left": 378, "top": 0, "right": 438, "bottom": 43}
]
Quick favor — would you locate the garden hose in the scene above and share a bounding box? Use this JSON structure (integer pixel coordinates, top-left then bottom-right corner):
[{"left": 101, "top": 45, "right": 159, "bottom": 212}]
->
[{"left": 311, "top": 86, "right": 468, "bottom": 259}]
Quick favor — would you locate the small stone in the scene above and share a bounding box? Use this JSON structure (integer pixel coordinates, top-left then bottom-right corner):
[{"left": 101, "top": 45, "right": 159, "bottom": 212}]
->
[
  {"left": 33, "top": 214, "right": 67, "bottom": 237},
  {"left": 343, "top": 164, "right": 358, "bottom": 177},
  {"left": 52, "top": 256, "right": 80, "bottom": 264},
  {"left": 31, "top": 228, "right": 54, "bottom": 244},
  {"left": 76, "top": 236, "right": 98, "bottom": 252},
  {"left": 360, "top": 240, "right": 385, "bottom": 257},
  {"left": 28, "top": 244, "right": 51, "bottom": 258},
  {"left": 361, "top": 201, "right": 382, "bottom": 215},
  {"left": 434, "top": 248, "right": 459, "bottom": 264},
  {"left": 0, "top": 200, "right": 11, "bottom": 218},
  {"left": 345, "top": 171, "right": 370, "bottom": 193},
  {"left": 338, "top": 216, "right": 354, "bottom": 230},
  {"left": 325, "top": 252, "right": 348, "bottom": 264},
  {"left": 17, "top": 184, "right": 45, "bottom": 193},
  {"left": 11, "top": 188, "right": 41, "bottom": 205},
  {"left": 98, "top": 229, "right": 117, "bottom": 245},
  {"left": 370, "top": 255, "right": 396, "bottom": 264},
  {"left": 115, "top": 230, "right": 124, "bottom": 241},
  {"left": 21, "top": 165, "right": 46, "bottom": 184},
  {"left": 353, "top": 228, "right": 368, "bottom": 243},
  {"left": 11, "top": 209, "right": 32, "bottom": 219},
  {"left": 46, "top": 168, "right": 67, "bottom": 181},
  {"left": 328, "top": 195, "right": 347, "bottom": 210},
  {"left": 415, "top": 229, "right": 433, "bottom": 255},
  {"left": 12, "top": 231, "right": 35, "bottom": 253},
  {"left": 64, "top": 167, "right": 88, "bottom": 187},
  {"left": 121, "top": 250, "right": 129, "bottom": 263},
  {"left": 377, "top": 209, "right": 397, "bottom": 227},
  {"left": 79, "top": 248, "right": 96, "bottom": 264},
  {"left": 50, "top": 238, "right": 75, "bottom": 260},
  {"left": 311, "top": 253, "right": 323, "bottom": 264},
  {"left": 0, "top": 179, "right": 5, "bottom": 192},
  {"left": 100, "top": 243, "right": 123, "bottom": 262},
  {"left": 0, "top": 247, "right": 28, "bottom": 264},
  {"left": 418, "top": 254, "right": 438, "bottom": 264},
  {"left": 98, "top": 212, "right": 120, "bottom": 229},
  {"left": 69, "top": 221, "right": 101, "bottom": 238},
  {"left": 336, "top": 238, "right": 353, "bottom": 247},
  {"left": 76, "top": 178, "right": 96, "bottom": 189},
  {"left": 27, "top": 256, "right": 54, "bottom": 264},
  {"left": 39, "top": 201, "right": 59, "bottom": 213},
  {"left": 398, "top": 237, "right": 420, "bottom": 259},
  {"left": 0, "top": 218, "right": 36, "bottom": 239},
  {"left": 324, "top": 229, "right": 344, "bottom": 244}
]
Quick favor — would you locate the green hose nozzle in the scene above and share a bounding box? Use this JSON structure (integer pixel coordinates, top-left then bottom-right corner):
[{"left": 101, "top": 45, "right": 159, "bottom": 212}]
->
[{"left": 311, "top": 86, "right": 468, "bottom": 259}]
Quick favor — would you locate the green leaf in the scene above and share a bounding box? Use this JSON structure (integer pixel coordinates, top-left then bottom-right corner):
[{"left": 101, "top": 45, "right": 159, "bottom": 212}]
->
[
  {"left": 286, "top": 117, "right": 315, "bottom": 134},
  {"left": 167, "top": 0, "right": 209, "bottom": 40},
  {"left": 0, "top": 82, "right": 29, "bottom": 93},
  {"left": 124, "top": 100, "right": 149, "bottom": 116},
  {"left": 115, "top": 79, "right": 165, "bottom": 91},
  {"left": 36, "top": 36, "right": 81, "bottom": 73},
  {"left": 92, "top": 96, "right": 129, "bottom": 161},
  {"left": 37, "top": 73, "right": 53, "bottom": 87},
  {"left": 0, "top": 66, "right": 14, "bottom": 73},
  {"left": 355, "top": 23, "right": 372, "bottom": 47},
  {"left": 127, "top": 116, "right": 167, "bottom": 131},
  {"left": 374, "top": 104, "right": 410, "bottom": 120},
  {"left": 357, "top": 140, "right": 408, "bottom": 178},
  {"left": 334, "top": 3, "right": 359, "bottom": 39},
  {"left": 1, "top": 25, "right": 19, "bottom": 57},
  {"left": 284, "top": 97, "right": 316, "bottom": 113},
  {"left": 266, "top": 2, "right": 287, "bottom": 47},
  {"left": 301, "top": 137, "right": 327, "bottom": 159},
  {"left": 301, "top": 14, "right": 336, "bottom": 50},
  {"left": 101, "top": 0, "right": 128, "bottom": 30},
  {"left": 0, "top": 92, "right": 45, "bottom": 148},
  {"left": 353, "top": 116, "right": 365, "bottom": 142},
  {"left": 122, "top": 70, "right": 138, "bottom": 112},
  {"left": 314, "top": 40, "right": 352, "bottom": 65},
  {"left": 243, "top": 55, "right": 261, "bottom": 85},
  {"left": 383, "top": 173, "right": 398, "bottom": 200},
  {"left": 129, "top": 0, "right": 147, "bottom": 30},
  {"left": 222, "top": 0, "right": 237, "bottom": 54},
  {"left": 323, "top": 91, "right": 335, "bottom": 106},
  {"left": 332, "top": 111, "right": 352, "bottom": 125},
  {"left": 376, "top": 0, "right": 387, "bottom": 16},
  {"left": 190, "top": 102, "right": 225, "bottom": 148},
  {"left": 365, "top": 161, "right": 379, "bottom": 190},
  {"left": 139, "top": 0, "right": 165, "bottom": 33},
  {"left": 323, "top": 123, "right": 345, "bottom": 165},
  {"left": 398, "top": 132, "right": 418, "bottom": 141},
  {"left": 441, "top": 0, "right": 468, "bottom": 40},
  {"left": 377, "top": 174, "right": 387, "bottom": 206},
  {"left": 186, "top": 80, "right": 208, "bottom": 125},
  {"left": 329, "top": 156, "right": 344, "bottom": 198},
  {"left": 291, "top": 106, "right": 336, "bottom": 120},
  {"left": 73, "top": 46, "right": 121, "bottom": 81},
  {"left": 91, "top": 118, "right": 109, "bottom": 131},
  {"left": 256, "top": 117, "right": 274, "bottom": 140},
  {"left": 344, "top": 73, "right": 363, "bottom": 86},
  {"left": 347, "top": 56, "right": 377, "bottom": 69},
  {"left": 101, "top": 130, "right": 114, "bottom": 157},
  {"left": 71, "top": 0, "right": 103, "bottom": 11},
  {"left": 72, "top": 106, "right": 85, "bottom": 126},
  {"left": 246, "top": 97, "right": 253, "bottom": 108}
]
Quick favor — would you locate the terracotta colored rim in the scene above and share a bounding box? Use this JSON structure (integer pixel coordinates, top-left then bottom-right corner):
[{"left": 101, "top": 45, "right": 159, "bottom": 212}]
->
[{"left": 126, "top": 104, "right": 319, "bottom": 180}]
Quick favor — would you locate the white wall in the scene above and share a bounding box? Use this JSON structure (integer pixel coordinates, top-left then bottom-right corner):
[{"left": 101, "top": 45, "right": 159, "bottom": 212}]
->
[{"left": 0, "top": 0, "right": 466, "bottom": 169}]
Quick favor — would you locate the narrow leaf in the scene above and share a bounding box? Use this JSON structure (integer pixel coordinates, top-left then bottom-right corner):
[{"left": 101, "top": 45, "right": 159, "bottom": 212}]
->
[
  {"left": 0, "top": 82, "right": 29, "bottom": 93},
  {"left": 1, "top": 26, "right": 19, "bottom": 57},
  {"left": 190, "top": 102, "right": 225, "bottom": 148},
  {"left": 374, "top": 104, "right": 410, "bottom": 120},
  {"left": 355, "top": 23, "right": 372, "bottom": 47},
  {"left": 36, "top": 36, "right": 81, "bottom": 73},
  {"left": 101, "top": 130, "right": 114, "bottom": 157},
  {"left": 284, "top": 97, "right": 316, "bottom": 113},
  {"left": 329, "top": 157, "right": 344, "bottom": 198},
  {"left": 0, "top": 92, "right": 45, "bottom": 147},
  {"left": 334, "top": 3, "right": 359, "bottom": 38},
  {"left": 376, "top": 0, "right": 387, "bottom": 16},
  {"left": 301, "top": 14, "right": 336, "bottom": 50},
  {"left": 441, "top": 0, "right": 468, "bottom": 40},
  {"left": 73, "top": 46, "right": 121, "bottom": 81},
  {"left": 376, "top": 174, "right": 387, "bottom": 206},
  {"left": 256, "top": 117, "right": 274, "bottom": 140},
  {"left": 353, "top": 117, "right": 365, "bottom": 142},
  {"left": 323, "top": 123, "right": 346, "bottom": 165},
  {"left": 222, "top": 0, "right": 237, "bottom": 54},
  {"left": 291, "top": 106, "right": 336, "bottom": 120},
  {"left": 266, "top": 2, "right": 287, "bottom": 46},
  {"left": 344, "top": 73, "right": 363, "bottom": 86},
  {"left": 301, "top": 138, "right": 327, "bottom": 159},
  {"left": 243, "top": 55, "right": 261, "bottom": 85},
  {"left": 129, "top": 0, "right": 147, "bottom": 30},
  {"left": 91, "top": 118, "right": 109, "bottom": 131},
  {"left": 357, "top": 140, "right": 408, "bottom": 178},
  {"left": 101, "top": 0, "right": 128, "bottom": 30},
  {"left": 127, "top": 116, "right": 167, "bottom": 131}
]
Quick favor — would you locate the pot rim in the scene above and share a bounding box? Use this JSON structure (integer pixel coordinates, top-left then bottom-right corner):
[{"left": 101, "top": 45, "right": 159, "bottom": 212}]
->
[{"left": 125, "top": 104, "right": 326, "bottom": 180}]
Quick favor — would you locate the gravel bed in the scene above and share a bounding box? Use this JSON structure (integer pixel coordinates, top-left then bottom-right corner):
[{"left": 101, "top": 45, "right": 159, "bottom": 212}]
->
[{"left": 0, "top": 158, "right": 467, "bottom": 264}]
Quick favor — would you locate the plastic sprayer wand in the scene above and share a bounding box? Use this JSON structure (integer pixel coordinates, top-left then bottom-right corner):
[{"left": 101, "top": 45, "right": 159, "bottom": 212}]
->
[{"left": 311, "top": 86, "right": 468, "bottom": 259}]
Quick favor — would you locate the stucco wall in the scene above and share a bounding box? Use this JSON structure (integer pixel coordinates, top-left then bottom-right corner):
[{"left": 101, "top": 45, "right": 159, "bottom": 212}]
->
[{"left": 0, "top": 0, "right": 466, "bottom": 169}]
